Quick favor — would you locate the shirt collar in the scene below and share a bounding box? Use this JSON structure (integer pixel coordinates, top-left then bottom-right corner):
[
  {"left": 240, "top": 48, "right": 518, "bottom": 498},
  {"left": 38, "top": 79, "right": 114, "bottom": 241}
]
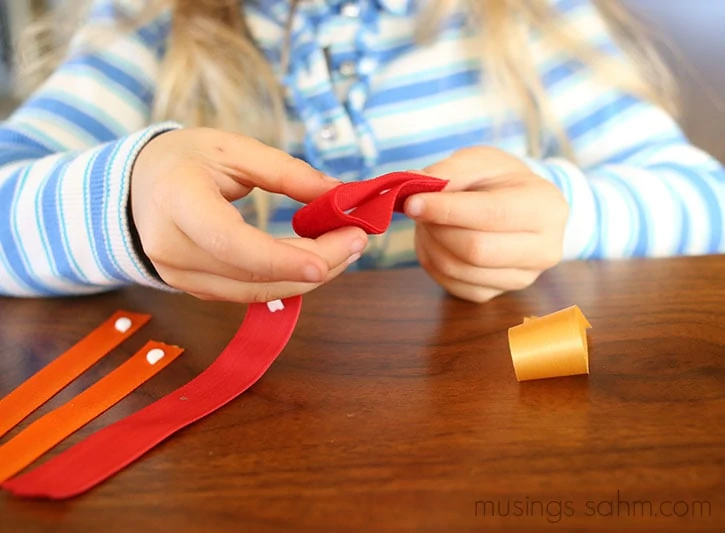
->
[
  {"left": 306, "top": 0, "right": 418, "bottom": 17},
  {"left": 248, "top": 0, "right": 419, "bottom": 23}
]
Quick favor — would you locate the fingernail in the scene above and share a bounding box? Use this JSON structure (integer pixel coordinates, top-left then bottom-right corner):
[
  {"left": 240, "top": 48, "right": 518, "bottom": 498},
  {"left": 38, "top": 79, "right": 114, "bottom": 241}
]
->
[
  {"left": 346, "top": 252, "right": 361, "bottom": 265},
  {"left": 303, "top": 264, "right": 324, "bottom": 282},
  {"left": 406, "top": 198, "right": 424, "bottom": 217},
  {"left": 350, "top": 237, "right": 366, "bottom": 254}
]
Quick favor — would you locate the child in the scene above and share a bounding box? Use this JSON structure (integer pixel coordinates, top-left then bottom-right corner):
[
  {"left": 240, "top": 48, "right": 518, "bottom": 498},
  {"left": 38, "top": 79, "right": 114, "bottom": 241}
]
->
[{"left": 1, "top": 0, "right": 723, "bottom": 303}]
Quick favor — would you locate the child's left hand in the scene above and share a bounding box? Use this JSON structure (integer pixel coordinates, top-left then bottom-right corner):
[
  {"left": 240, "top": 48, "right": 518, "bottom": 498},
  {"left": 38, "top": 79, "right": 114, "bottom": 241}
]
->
[{"left": 404, "top": 146, "right": 569, "bottom": 303}]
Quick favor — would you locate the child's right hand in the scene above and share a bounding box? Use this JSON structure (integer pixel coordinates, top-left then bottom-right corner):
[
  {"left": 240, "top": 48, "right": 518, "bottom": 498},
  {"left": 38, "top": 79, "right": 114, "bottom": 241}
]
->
[{"left": 130, "top": 128, "right": 367, "bottom": 303}]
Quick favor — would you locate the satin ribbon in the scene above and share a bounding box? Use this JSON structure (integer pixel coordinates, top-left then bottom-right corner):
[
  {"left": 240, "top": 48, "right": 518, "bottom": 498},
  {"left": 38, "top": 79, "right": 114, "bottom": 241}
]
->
[
  {"left": 0, "top": 310, "right": 151, "bottom": 439},
  {"left": 2, "top": 298, "right": 301, "bottom": 498},
  {"left": 293, "top": 171, "right": 447, "bottom": 237},
  {"left": 0, "top": 341, "right": 183, "bottom": 483},
  {"left": 508, "top": 305, "right": 592, "bottom": 381},
  {"left": 3, "top": 172, "right": 446, "bottom": 499}
]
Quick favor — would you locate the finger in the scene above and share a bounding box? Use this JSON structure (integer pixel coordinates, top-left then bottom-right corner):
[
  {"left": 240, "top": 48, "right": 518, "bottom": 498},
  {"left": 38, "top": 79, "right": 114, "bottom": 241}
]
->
[
  {"left": 208, "top": 132, "right": 341, "bottom": 203},
  {"left": 421, "top": 223, "right": 562, "bottom": 270},
  {"left": 171, "top": 176, "right": 339, "bottom": 283},
  {"left": 420, "top": 159, "right": 480, "bottom": 192},
  {"left": 421, "top": 147, "right": 530, "bottom": 191},
  {"left": 416, "top": 239, "right": 502, "bottom": 304},
  {"left": 279, "top": 229, "right": 367, "bottom": 269},
  {"left": 404, "top": 188, "right": 544, "bottom": 231},
  {"left": 417, "top": 226, "right": 542, "bottom": 290},
  {"left": 168, "top": 255, "right": 355, "bottom": 304},
  {"left": 153, "top": 226, "right": 367, "bottom": 284}
]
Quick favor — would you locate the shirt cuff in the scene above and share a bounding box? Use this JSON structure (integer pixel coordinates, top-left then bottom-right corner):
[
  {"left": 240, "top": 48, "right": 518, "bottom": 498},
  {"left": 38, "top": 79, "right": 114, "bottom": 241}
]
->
[
  {"left": 518, "top": 156, "right": 559, "bottom": 187},
  {"left": 518, "top": 155, "right": 595, "bottom": 260},
  {"left": 102, "top": 122, "right": 182, "bottom": 291}
]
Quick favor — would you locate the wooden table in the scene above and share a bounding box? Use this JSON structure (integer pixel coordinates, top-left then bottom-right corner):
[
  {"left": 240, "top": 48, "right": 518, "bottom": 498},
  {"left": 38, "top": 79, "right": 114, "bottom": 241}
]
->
[{"left": 1, "top": 256, "right": 723, "bottom": 532}]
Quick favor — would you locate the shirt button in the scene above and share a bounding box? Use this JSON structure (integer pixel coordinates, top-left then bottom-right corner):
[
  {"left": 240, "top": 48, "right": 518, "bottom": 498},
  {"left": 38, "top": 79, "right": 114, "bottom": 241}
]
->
[
  {"left": 339, "top": 60, "right": 356, "bottom": 77},
  {"left": 319, "top": 124, "right": 338, "bottom": 142},
  {"left": 340, "top": 2, "right": 361, "bottom": 18}
]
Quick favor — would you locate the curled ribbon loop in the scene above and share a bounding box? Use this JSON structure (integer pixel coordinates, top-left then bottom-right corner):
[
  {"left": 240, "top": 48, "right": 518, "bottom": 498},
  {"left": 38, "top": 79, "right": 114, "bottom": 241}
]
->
[
  {"left": 292, "top": 171, "right": 447, "bottom": 238},
  {"left": 508, "top": 305, "right": 592, "bottom": 381}
]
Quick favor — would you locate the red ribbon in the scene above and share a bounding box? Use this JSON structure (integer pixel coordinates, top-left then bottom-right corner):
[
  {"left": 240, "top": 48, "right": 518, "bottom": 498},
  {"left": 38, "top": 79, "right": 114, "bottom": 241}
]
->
[
  {"left": 292, "top": 171, "right": 448, "bottom": 237},
  {"left": 2, "top": 172, "right": 446, "bottom": 499}
]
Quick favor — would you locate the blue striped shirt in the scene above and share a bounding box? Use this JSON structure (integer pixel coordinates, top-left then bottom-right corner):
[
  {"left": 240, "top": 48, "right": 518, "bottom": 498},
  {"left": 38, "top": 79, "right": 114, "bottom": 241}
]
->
[{"left": 1, "top": 0, "right": 724, "bottom": 296}]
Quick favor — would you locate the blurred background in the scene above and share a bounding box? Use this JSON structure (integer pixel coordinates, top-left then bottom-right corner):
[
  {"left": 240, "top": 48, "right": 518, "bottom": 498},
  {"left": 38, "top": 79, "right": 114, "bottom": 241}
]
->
[{"left": 0, "top": 0, "right": 723, "bottom": 162}]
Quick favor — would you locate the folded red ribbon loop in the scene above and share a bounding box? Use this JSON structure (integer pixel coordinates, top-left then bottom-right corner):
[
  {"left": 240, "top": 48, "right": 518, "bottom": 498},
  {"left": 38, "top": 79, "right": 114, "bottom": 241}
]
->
[
  {"left": 292, "top": 171, "right": 447, "bottom": 238},
  {"left": 3, "top": 171, "right": 447, "bottom": 499}
]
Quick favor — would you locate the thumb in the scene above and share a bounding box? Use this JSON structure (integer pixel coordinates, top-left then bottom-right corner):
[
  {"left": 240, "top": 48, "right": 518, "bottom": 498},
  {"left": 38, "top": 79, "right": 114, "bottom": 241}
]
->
[
  {"left": 421, "top": 147, "right": 530, "bottom": 192},
  {"left": 420, "top": 159, "right": 478, "bottom": 193}
]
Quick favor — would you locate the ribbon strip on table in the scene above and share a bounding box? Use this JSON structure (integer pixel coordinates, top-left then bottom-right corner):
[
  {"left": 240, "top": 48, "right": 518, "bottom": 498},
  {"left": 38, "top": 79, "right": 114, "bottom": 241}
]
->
[
  {"left": 0, "top": 311, "right": 151, "bottom": 439},
  {"left": 2, "top": 171, "right": 447, "bottom": 499},
  {"left": 0, "top": 341, "right": 183, "bottom": 483}
]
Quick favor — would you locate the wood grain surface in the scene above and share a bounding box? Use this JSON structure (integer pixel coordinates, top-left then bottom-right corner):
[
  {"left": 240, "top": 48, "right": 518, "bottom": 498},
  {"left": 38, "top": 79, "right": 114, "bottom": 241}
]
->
[{"left": 0, "top": 255, "right": 723, "bottom": 532}]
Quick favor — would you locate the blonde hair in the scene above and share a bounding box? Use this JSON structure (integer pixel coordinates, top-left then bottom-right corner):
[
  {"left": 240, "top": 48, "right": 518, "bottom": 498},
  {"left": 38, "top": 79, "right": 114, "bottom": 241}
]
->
[{"left": 16, "top": 0, "right": 676, "bottom": 221}]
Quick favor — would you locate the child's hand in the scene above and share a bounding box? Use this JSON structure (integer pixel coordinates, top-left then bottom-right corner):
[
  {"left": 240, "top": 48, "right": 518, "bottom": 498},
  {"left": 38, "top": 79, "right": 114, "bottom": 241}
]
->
[
  {"left": 130, "top": 128, "right": 367, "bottom": 303},
  {"left": 404, "top": 147, "right": 568, "bottom": 303}
]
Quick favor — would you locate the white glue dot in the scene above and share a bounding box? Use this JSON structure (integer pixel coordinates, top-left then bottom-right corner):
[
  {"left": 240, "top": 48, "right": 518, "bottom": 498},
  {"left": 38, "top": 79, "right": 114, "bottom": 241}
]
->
[
  {"left": 114, "top": 317, "right": 132, "bottom": 333},
  {"left": 267, "top": 300, "right": 285, "bottom": 313},
  {"left": 146, "top": 348, "right": 165, "bottom": 365}
]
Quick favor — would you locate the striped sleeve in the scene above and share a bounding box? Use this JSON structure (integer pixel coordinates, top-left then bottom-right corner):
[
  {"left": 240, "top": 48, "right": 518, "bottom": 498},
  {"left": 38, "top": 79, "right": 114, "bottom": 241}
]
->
[
  {"left": 0, "top": 5, "right": 180, "bottom": 297},
  {"left": 521, "top": 0, "right": 725, "bottom": 259}
]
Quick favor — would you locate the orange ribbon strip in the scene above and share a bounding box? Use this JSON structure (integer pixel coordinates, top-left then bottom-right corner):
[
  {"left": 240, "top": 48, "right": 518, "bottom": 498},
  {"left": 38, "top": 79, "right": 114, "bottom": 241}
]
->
[
  {"left": 0, "top": 341, "right": 182, "bottom": 483},
  {"left": 508, "top": 305, "right": 592, "bottom": 381},
  {"left": 0, "top": 310, "right": 151, "bottom": 439}
]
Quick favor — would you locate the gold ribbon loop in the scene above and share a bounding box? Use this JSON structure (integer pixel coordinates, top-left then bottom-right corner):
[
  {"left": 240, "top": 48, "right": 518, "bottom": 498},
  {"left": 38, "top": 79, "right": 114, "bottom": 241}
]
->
[{"left": 508, "top": 305, "right": 592, "bottom": 381}]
